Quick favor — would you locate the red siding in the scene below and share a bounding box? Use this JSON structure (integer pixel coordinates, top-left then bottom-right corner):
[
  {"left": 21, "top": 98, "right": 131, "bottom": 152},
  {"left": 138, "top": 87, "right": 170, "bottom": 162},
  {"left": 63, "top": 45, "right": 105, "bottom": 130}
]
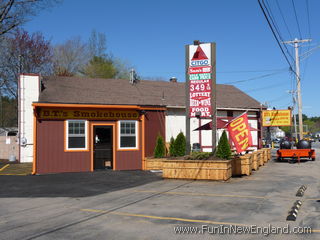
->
[
  {"left": 116, "top": 151, "right": 142, "bottom": 170},
  {"left": 35, "top": 110, "right": 163, "bottom": 173},
  {"left": 144, "top": 110, "right": 165, "bottom": 157},
  {"left": 36, "top": 120, "right": 91, "bottom": 174},
  {"left": 115, "top": 120, "right": 143, "bottom": 170}
]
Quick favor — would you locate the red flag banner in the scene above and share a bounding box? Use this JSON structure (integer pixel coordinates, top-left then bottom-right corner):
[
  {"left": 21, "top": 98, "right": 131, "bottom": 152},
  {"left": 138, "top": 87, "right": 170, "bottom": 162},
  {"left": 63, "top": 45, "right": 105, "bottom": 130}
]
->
[{"left": 227, "top": 113, "right": 253, "bottom": 153}]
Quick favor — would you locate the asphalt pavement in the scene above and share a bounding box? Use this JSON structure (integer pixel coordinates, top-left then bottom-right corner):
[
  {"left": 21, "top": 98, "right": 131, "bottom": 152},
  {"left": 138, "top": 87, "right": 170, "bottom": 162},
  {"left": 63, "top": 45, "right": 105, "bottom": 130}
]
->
[{"left": 0, "top": 145, "right": 319, "bottom": 240}]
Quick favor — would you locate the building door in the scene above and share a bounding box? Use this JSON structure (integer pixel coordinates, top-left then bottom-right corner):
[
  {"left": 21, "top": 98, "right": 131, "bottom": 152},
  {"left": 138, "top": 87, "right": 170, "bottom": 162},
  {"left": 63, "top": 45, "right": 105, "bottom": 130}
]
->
[{"left": 93, "top": 126, "right": 113, "bottom": 169}]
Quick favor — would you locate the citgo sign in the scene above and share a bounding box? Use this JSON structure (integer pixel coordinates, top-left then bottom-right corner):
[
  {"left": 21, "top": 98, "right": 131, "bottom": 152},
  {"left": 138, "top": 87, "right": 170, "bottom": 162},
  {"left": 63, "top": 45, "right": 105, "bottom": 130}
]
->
[{"left": 188, "top": 43, "right": 212, "bottom": 117}]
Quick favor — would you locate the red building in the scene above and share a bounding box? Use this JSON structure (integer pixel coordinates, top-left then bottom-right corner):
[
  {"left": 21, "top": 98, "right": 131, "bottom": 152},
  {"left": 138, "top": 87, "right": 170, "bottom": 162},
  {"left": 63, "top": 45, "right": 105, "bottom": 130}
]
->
[{"left": 29, "top": 75, "right": 264, "bottom": 174}]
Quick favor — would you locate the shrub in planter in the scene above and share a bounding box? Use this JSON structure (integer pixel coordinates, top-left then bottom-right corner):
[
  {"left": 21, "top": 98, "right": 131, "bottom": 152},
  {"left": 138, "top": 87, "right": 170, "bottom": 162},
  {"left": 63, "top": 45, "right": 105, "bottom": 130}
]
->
[
  {"left": 174, "top": 132, "right": 186, "bottom": 157},
  {"left": 215, "top": 130, "right": 232, "bottom": 159},
  {"left": 187, "top": 152, "right": 211, "bottom": 160},
  {"left": 169, "top": 137, "right": 176, "bottom": 157},
  {"left": 154, "top": 134, "right": 166, "bottom": 158}
]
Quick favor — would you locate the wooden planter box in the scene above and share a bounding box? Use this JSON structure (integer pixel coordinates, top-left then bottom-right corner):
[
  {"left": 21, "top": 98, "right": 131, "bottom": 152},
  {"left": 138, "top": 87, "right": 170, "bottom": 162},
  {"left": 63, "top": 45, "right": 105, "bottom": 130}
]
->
[
  {"left": 162, "top": 159, "right": 232, "bottom": 181},
  {"left": 250, "top": 151, "right": 259, "bottom": 171},
  {"left": 267, "top": 148, "right": 271, "bottom": 160},
  {"left": 256, "top": 150, "right": 264, "bottom": 166},
  {"left": 232, "top": 154, "right": 252, "bottom": 176},
  {"left": 145, "top": 158, "right": 165, "bottom": 170},
  {"left": 262, "top": 148, "right": 268, "bottom": 163}
]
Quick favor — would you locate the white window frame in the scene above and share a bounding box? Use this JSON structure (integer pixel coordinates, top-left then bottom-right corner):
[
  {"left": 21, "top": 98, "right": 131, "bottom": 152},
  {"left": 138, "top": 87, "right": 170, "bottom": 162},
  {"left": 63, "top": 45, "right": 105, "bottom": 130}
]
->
[
  {"left": 118, "top": 120, "right": 139, "bottom": 150},
  {"left": 66, "top": 120, "right": 88, "bottom": 151}
]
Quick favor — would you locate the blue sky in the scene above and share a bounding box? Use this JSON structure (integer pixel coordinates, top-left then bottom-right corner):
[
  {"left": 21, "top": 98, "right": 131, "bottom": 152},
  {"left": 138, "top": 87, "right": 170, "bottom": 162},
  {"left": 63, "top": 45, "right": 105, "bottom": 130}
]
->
[{"left": 24, "top": 0, "right": 319, "bottom": 116}]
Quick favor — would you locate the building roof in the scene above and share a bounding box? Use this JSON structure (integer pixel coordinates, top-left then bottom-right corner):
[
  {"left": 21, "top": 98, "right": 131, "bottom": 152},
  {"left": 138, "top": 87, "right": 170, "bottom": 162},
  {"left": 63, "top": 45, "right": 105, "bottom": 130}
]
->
[
  {"left": 39, "top": 76, "right": 263, "bottom": 110},
  {"left": 0, "top": 127, "right": 18, "bottom": 136}
]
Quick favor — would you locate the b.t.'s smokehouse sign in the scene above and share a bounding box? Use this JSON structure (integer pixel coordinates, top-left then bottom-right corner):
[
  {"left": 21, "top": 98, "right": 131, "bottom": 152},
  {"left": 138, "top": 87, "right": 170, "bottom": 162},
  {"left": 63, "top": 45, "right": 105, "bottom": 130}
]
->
[
  {"left": 38, "top": 108, "right": 139, "bottom": 120},
  {"left": 188, "top": 43, "right": 212, "bottom": 117}
]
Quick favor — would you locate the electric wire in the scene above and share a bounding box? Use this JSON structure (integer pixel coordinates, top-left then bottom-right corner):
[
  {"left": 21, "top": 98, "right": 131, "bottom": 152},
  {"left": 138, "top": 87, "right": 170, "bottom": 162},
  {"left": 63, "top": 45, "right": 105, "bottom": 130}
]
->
[
  {"left": 291, "top": 0, "right": 302, "bottom": 39},
  {"left": 262, "top": 0, "right": 294, "bottom": 61},
  {"left": 141, "top": 67, "right": 287, "bottom": 75},
  {"left": 267, "top": 93, "right": 290, "bottom": 103},
  {"left": 300, "top": 0, "right": 312, "bottom": 84},
  {"left": 234, "top": 80, "right": 289, "bottom": 94},
  {"left": 275, "top": 0, "right": 293, "bottom": 40},
  {"left": 306, "top": 0, "right": 311, "bottom": 39},
  {"left": 220, "top": 69, "right": 287, "bottom": 84},
  {"left": 258, "top": 0, "right": 296, "bottom": 74}
]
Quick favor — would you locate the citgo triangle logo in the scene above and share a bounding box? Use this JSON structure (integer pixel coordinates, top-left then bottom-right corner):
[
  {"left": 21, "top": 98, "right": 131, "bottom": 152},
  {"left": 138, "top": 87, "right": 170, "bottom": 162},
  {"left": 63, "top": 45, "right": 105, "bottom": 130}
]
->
[
  {"left": 190, "top": 45, "right": 209, "bottom": 67},
  {"left": 192, "top": 46, "right": 208, "bottom": 60}
]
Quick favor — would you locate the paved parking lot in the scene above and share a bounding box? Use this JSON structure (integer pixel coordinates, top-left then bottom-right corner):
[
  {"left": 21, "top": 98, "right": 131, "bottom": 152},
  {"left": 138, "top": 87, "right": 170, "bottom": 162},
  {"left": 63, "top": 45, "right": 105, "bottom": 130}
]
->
[{"left": 0, "top": 144, "right": 319, "bottom": 239}]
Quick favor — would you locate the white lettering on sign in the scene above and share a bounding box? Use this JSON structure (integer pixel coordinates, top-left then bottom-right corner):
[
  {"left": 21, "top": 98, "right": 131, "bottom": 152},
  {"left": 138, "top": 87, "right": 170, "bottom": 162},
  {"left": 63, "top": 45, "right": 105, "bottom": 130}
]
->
[
  {"left": 189, "top": 67, "right": 211, "bottom": 74},
  {"left": 190, "top": 99, "right": 211, "bottom": 107},
  {"left": 190, "top": 92, "right": 210, "bottom": 98},
  {"left": 189, "top": 73, "right": 211, "bottom": 80}
]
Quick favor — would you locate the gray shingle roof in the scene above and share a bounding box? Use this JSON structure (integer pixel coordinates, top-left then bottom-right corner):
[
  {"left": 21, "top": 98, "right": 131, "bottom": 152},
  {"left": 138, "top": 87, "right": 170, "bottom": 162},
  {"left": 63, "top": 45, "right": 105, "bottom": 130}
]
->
[{"left": 39, "top": 76, "right": 262, "bottom": 109}]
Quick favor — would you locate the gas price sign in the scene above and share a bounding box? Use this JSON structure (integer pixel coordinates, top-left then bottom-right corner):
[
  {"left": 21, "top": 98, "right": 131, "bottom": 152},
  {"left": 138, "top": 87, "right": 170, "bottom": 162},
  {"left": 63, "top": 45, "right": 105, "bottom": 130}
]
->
[{"left": 188, "top": 43, "right": 213, "bottom": 117}]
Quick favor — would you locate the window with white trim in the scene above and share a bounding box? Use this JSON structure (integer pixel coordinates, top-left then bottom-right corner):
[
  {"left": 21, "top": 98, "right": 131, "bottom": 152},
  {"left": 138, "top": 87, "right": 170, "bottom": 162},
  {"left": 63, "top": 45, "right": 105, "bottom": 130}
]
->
[
  {"left": 119, "top": 120, "right": 138, "bottom": 149},
  {"left": 66, "top": 120, "right": 88, "bottom": 150}
]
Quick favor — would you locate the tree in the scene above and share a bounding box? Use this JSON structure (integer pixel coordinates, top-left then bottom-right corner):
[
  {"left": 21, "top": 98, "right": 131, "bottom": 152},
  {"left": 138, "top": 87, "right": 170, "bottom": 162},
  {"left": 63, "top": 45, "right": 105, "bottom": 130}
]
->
[
  {"left": 154, "top": 134, "right": 165, "bottom": 158},
  {"left": 88, "top": 30, "right": 107, "bottom": 58},
  {"left": 113, "top": 58, "right": 135, "bottom": 79},
  {"left": 0, "top": 29, "right": 53, "bottom": 98},
  {"left": 0, "top": 95, "right": 16, "bottom": 127},
  {"left": 215, "top": 130, "right": 232, "bottom": 159},
  {"left": 81, "top": 56, "right": 118, "bottom": 79},
  {"left": 0, "top": 0, "right": 60, "bottom": 36},
  {"left": 52, "top": 31, "right": 133, "bottom": 79},
  {"left": 53, "top": 37, "right": 89, "bottom": 76},
  {"left": 174, "top": 132, "right": 186, "bottom": 157},
  {"left": 169, "top": 136, "right": 175, "bottom": 157}
]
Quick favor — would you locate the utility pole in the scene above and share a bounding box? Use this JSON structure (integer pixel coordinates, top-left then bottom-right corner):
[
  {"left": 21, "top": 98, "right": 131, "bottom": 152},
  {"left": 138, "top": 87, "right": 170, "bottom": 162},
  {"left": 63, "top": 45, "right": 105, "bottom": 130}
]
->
[
  {"left": 288, "top": 90, "right": 298, "bottom": 140},
  {"left": 283, "top": 38, "right": 311, "bottom": 140}
]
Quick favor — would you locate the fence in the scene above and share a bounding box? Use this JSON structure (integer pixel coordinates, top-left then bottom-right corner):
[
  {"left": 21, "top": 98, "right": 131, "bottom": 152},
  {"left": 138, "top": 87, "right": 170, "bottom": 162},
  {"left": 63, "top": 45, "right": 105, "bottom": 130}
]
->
[{"left": 0, "top": 136, "right": 19, "bottom": 160}]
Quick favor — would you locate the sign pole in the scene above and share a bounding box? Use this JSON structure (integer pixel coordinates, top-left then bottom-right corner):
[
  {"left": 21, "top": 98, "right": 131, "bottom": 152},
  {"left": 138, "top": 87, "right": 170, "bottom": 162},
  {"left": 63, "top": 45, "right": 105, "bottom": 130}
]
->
[
  {"left": 185, "top": 45, "right": 191, "bottom": 154},
  {"left": 211, "top": 43, "right": 217, "bottom": 153}
]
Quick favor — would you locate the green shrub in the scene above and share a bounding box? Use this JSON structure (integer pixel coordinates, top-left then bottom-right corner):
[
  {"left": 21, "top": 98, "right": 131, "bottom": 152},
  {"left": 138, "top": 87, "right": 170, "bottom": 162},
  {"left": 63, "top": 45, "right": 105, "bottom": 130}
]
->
[
  {"left": 187, "top": 152, "right": 211, "bottom": 160},
  {"left": 154, "top": 134, "right": 166, "bottom": 158},
  {"left": 169, "top": 137, "right": 175, "bottom": 157},
  {"left": 174, "top": 132, "right": 186, "bottom": 156},
  {"left": 215, "top": 130, "right": 232, "bottom": 159}
]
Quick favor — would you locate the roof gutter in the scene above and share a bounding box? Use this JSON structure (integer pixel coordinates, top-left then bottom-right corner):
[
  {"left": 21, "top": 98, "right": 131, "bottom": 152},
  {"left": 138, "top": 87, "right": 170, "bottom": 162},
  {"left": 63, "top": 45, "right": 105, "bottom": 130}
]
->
[{"left": 32, "top": 103, "right": 166, "bottom": 111}]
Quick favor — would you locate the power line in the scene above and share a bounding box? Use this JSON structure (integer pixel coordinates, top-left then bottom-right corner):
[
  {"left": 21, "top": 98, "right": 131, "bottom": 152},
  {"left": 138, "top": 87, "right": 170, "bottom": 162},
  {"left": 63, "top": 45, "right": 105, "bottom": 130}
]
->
[
  {"left": 234, "top": 80, "right": 289, "bottom": 94},
  {"left": 217, "top": 68, "right": 287, "bottom": 73},
  {"left": 277, "top": 102, "right": 293, "bottom": 109},
  {"left": 264, "top": 0, "right": 284, "bottom": 42},
  {"left": 141, "top": 67, "right": 288, "bottom": 75},
  {"left": 301, "top": 0, "right": 312, "bottom": 81},
  {"left": 306, "top": 0, "right": 311, "bottom": 39},
  {"left": 220, "top": 69, "right": 287, "bottom": 84},
  {"left": 262, "top": 0, "right": 294, "bottom": 61},
  {"left": 258, "top": 0, "right": 295, "bottom": 72},
  {"left": 275, "top": 0, "right": 293, "bottom": 40},
  {"left": 267, "top": 93, "right": 290, "bottom": 103},
  {"left": 291, "top": 0, "right": 302, "bottom": 39}
]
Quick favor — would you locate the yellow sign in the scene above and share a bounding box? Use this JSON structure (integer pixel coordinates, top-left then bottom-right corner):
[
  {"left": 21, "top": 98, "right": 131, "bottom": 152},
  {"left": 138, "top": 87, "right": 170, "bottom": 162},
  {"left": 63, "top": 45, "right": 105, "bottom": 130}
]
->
[
  {"left": 38, "top": 108, "right": 139, "bottom": 120},
  {"left": 262, "top": 110, "right": 291, "bottom": 127}
]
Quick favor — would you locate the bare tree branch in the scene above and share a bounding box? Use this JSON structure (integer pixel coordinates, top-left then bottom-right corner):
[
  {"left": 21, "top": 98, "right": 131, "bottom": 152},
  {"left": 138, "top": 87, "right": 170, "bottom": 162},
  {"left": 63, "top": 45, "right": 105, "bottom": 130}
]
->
[{"left": 0, "top": 0, "right": 61, "bottom": 36}]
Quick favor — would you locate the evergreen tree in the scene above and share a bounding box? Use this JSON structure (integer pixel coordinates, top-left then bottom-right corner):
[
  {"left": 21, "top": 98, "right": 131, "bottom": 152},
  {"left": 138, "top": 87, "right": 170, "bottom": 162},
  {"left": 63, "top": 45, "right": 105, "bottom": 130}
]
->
[
  {"left": 174, "top": 132, "right": 186, "bottom": 157},
  {"left": 82, "top": 56, "right": 118, "bottom": 79},
  {"left": 154, "top": 134, "right": 165, "bottom": 158},
  {"left": 169, "top": 137, "right": 175, "bottom": 157},
  {"left": 215, "top": 130, "right": 232, "bottom": 159}
]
